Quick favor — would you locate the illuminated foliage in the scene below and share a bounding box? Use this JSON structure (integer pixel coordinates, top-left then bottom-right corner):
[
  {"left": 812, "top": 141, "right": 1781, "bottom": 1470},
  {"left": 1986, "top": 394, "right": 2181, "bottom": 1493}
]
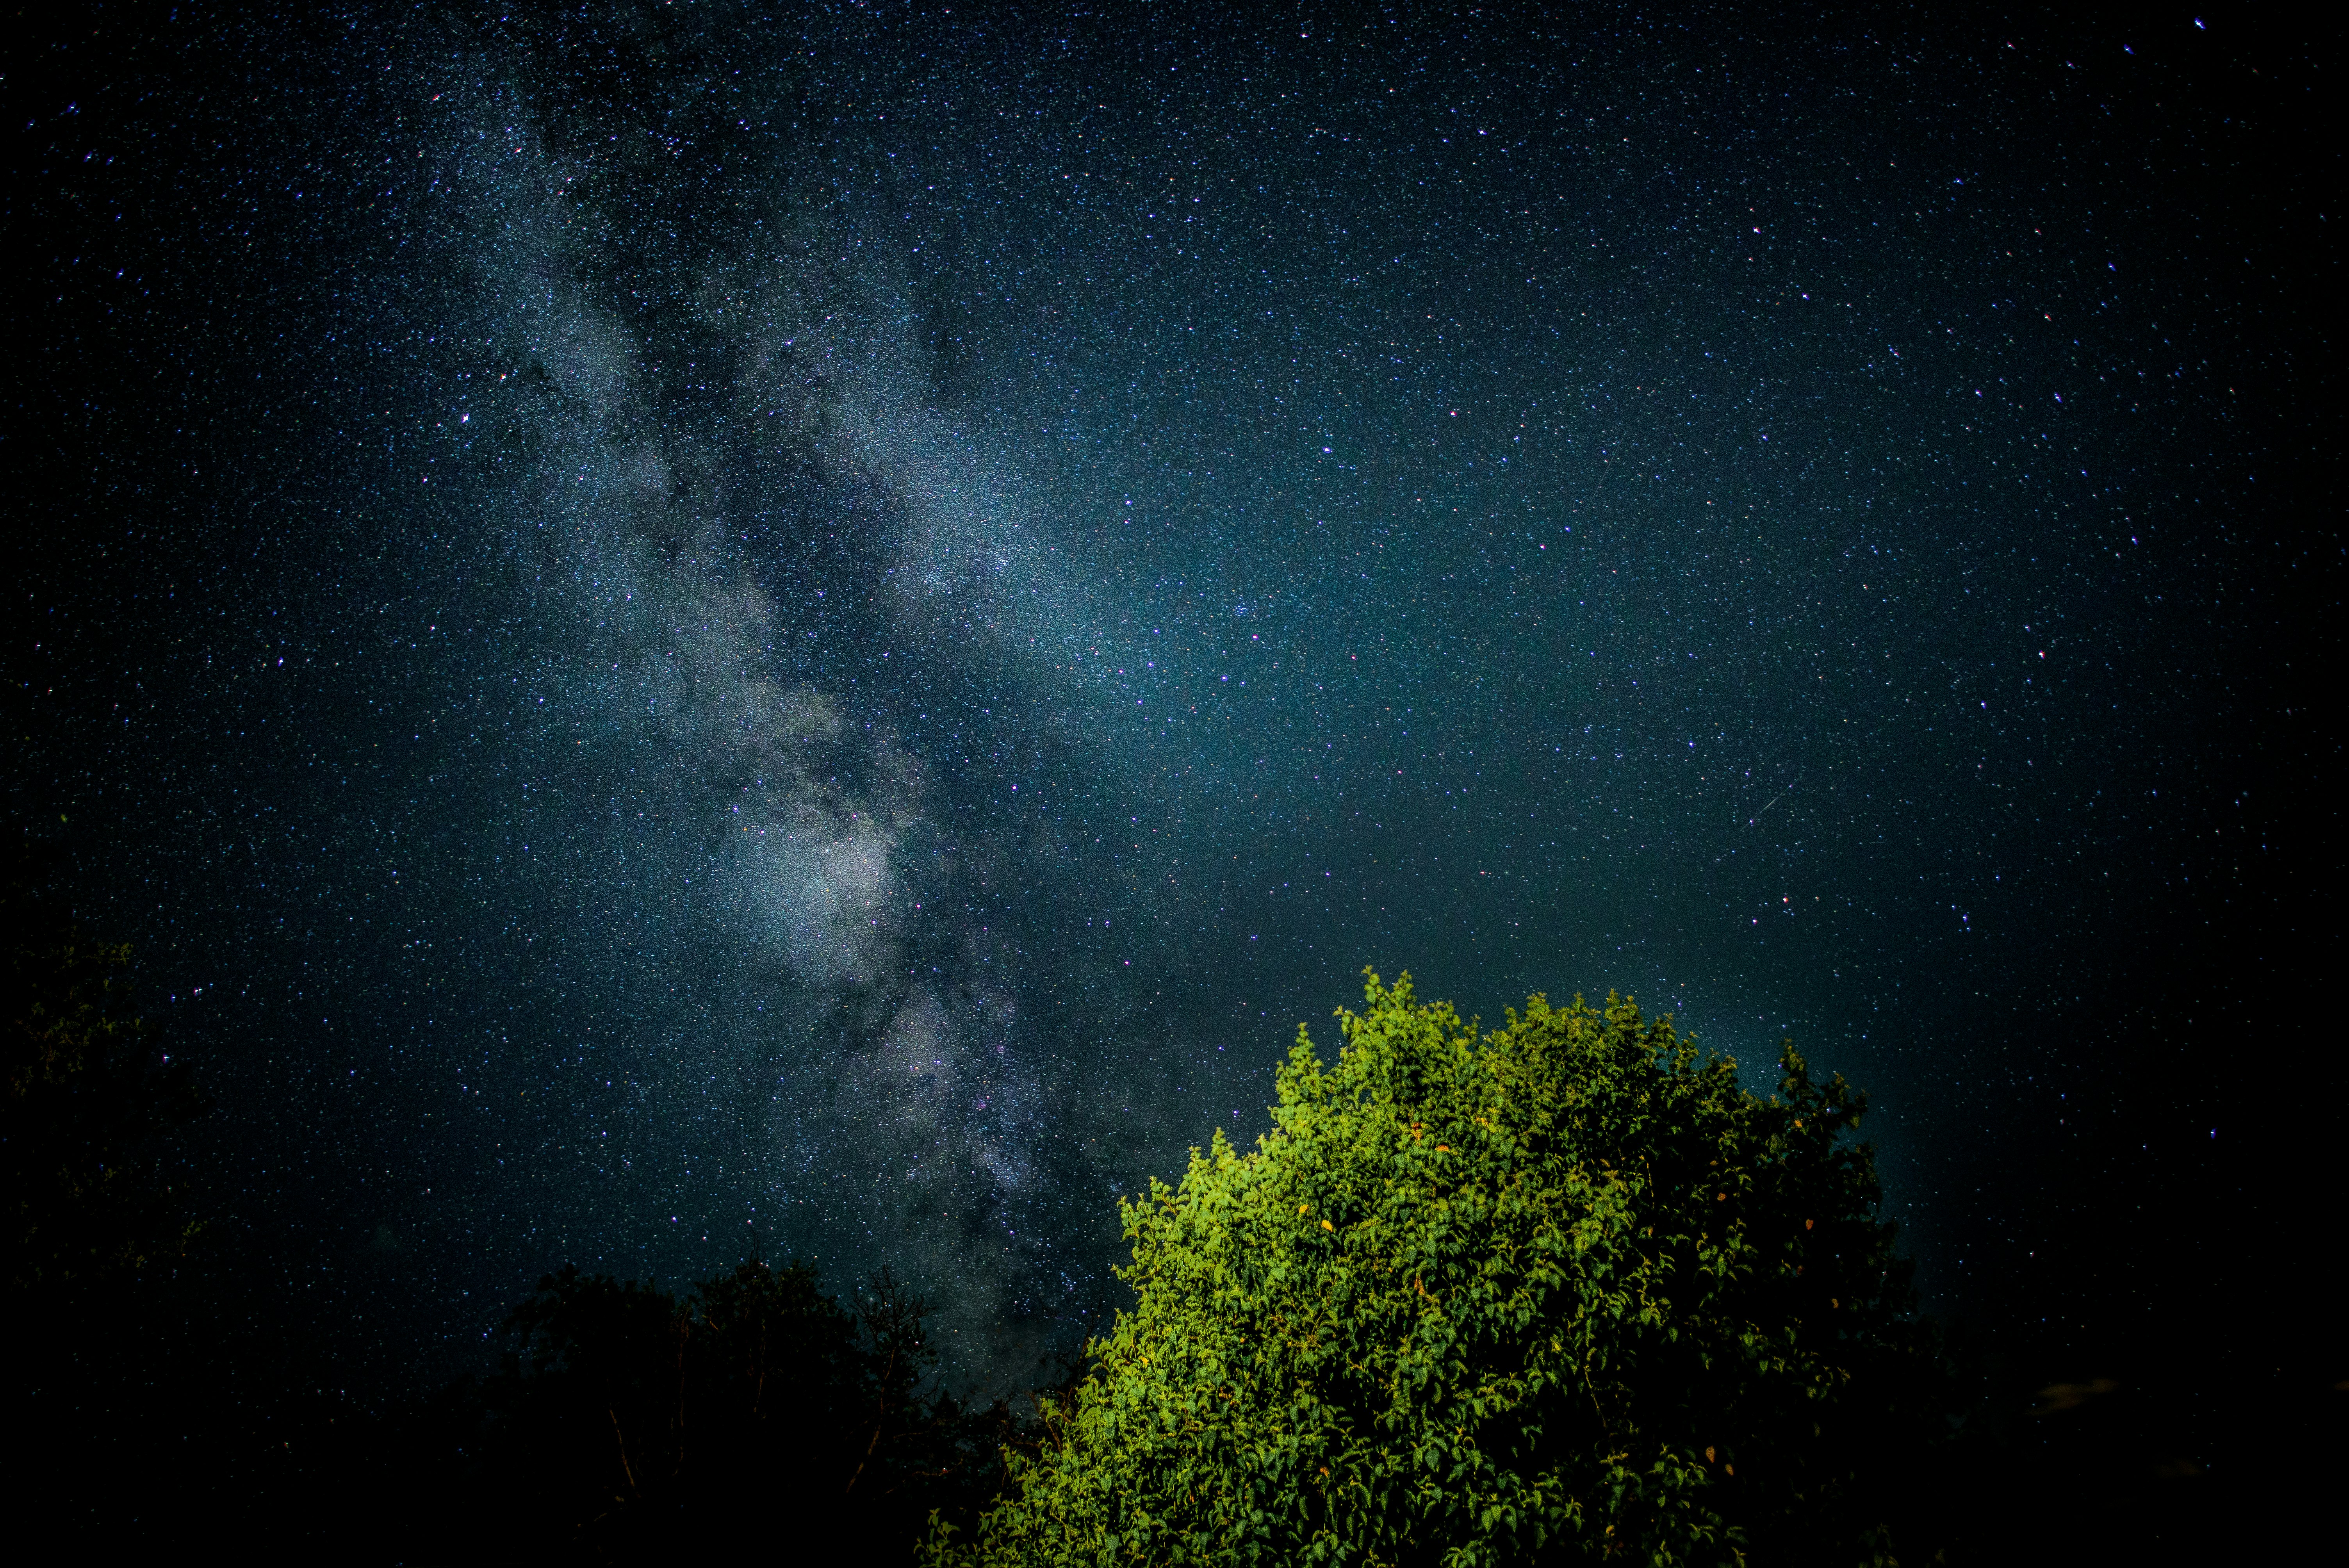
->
[{"left": 933, "top": 971, "right": 1936, "bottom": 1566}]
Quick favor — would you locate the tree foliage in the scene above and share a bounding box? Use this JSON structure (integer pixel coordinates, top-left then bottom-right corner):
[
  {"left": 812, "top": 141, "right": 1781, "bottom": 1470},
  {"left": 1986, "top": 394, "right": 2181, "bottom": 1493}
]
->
[
  {"left": 450, "top": 1258, "right": 1012, "bottom": 1559},
  {"left": 932, "top": 972, "right": 1939, "bottom": 1566}
]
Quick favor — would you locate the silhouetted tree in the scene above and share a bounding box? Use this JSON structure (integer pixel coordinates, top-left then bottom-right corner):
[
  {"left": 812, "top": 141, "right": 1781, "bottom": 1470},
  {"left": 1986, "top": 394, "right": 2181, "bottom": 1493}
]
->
[{"left": 444, "top": 1257, "right": 1014, "bottom": 1560}]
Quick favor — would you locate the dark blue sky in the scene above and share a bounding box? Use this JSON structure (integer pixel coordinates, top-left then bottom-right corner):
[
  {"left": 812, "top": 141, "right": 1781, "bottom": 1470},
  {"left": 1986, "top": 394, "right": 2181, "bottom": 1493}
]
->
[{"left": 12, "top": 2, "right": 2329, "bottom": 1394}]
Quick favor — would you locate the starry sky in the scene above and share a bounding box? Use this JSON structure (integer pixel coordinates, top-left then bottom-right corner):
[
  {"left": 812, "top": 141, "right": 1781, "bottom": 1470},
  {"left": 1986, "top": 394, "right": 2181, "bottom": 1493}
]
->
[{"left": 12, "top": 4, "right": 2331, "bottom": 1394}]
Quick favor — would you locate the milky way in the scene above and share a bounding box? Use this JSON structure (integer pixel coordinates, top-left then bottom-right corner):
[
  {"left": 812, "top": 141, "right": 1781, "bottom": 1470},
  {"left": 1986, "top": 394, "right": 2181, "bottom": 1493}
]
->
[{"left": 14, "top": 6, "right": 2319, "bottom": 1391}]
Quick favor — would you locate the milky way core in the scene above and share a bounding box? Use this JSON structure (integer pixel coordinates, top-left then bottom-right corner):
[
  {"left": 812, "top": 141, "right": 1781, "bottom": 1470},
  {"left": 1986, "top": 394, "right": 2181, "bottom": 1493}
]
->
[{"left": 15, "top": 6, "right": 2319, "bottom": 1392}]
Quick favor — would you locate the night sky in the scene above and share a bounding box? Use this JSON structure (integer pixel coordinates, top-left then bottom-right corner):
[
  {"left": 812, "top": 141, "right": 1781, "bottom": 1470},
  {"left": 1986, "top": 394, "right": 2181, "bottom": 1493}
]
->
[{"left": 12, "top": 4, "right": 2331, "bottom": 1398}]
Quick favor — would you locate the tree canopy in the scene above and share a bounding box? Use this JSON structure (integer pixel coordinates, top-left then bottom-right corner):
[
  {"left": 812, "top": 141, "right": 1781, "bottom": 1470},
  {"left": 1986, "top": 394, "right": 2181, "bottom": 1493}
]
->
[{"left": 931, "top": 971, "right": 1939, "bottom": 1567}]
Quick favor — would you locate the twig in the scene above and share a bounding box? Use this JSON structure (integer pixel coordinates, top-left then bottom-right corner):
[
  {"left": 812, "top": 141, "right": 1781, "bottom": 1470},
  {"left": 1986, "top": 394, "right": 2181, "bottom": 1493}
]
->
[{"left": 607, "top": 1407, "right": 638, "bottom": 1496}]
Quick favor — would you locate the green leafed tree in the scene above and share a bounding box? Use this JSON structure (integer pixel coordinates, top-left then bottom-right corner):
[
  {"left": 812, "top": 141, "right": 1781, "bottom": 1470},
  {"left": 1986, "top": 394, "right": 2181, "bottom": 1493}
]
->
[{"left": 930, "top": 971, "right": 1941, "bottom": 1567}]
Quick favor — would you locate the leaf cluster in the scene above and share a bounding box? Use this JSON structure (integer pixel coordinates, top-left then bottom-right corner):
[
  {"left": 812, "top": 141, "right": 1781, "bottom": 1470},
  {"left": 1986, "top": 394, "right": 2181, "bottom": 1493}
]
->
[{"left": 934, "top": 971, "right": 1939, "bottom": 1566}]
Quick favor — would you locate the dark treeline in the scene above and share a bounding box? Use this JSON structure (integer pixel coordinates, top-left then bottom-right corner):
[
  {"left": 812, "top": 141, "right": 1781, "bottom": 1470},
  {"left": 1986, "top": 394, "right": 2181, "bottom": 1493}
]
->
[
  {"left": 440, "top": 1258, "right": 1020, "bottom": 1557},
  {"left": 6, "top": 838, "right": 1038, "bottom": 1560},
  {"left": 23, "top": 1247, "right": 1023, "bottom": 1559}
]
